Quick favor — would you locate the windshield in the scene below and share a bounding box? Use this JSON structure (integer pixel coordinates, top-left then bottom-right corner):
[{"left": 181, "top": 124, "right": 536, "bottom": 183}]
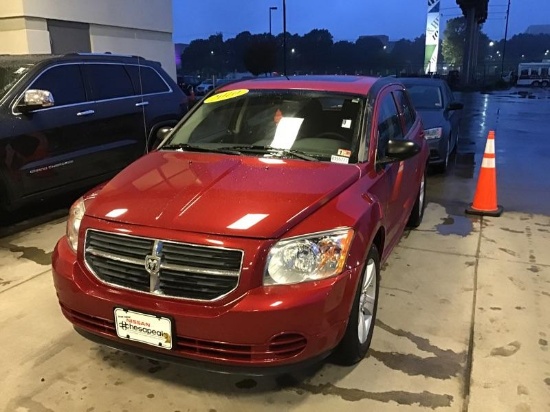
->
[
  {"left": 163, "top": 89, "right": 365, "bottom": 163},
  {"left": 0, "top": 58, "right": 36, "bottom": 98},
  {"left": 404, "top": 84, "right": 443, "bottom": 110}
]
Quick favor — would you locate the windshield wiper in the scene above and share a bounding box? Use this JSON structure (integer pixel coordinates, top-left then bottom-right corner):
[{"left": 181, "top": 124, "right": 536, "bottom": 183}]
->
[
  {"left": 161, "top": 143, "right": 242, "bottom": 155},
  {"left": 226, "top": 145, "right": 320, "bottom": 162}
]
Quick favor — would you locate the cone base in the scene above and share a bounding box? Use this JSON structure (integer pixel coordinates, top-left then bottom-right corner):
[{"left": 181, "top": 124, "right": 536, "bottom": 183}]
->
[{"left": 465, "top": 204, "right": 503, "bottom": 217}]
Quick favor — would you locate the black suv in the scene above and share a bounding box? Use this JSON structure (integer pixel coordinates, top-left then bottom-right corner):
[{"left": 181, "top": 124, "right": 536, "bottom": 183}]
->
[{"left": 0, "top": 53, "right": 187, "bottom": 211}]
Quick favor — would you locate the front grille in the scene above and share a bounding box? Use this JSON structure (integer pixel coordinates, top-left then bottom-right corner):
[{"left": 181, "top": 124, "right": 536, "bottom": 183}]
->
[{"left": 85, "top": 230, "right": 242, "bottom": 300}]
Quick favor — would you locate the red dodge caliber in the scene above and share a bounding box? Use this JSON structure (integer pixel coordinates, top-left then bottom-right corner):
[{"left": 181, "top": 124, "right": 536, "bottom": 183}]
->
[{"left": 52, "top": 76, "right": 428, "bottom": 374}]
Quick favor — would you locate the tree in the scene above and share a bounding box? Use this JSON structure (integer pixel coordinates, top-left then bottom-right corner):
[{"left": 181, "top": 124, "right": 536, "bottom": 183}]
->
[
  {"left": 442, "top": 17, "right": 467, "bottom": 66},
  {"left": 300, "top": 29, "right": 333, "bottom": 73},
  {"left": 243, "top": 39, "right": 277, "bottom": 76},
  {"left": 442, "top": 17, "right": 490, "bottom": 68}
]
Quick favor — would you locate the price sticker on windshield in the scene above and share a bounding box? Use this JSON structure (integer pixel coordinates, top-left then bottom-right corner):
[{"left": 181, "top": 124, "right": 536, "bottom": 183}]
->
[{"left": 204, "top": 89, "right": 249, "bottom": 104}]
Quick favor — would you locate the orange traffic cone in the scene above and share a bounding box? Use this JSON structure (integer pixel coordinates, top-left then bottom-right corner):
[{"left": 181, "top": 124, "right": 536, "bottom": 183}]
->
[{"left": 466, "top": 130, "right": 503, "bottom": 217}]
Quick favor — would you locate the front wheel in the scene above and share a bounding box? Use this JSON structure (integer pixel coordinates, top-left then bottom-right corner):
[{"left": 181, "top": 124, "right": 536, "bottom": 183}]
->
[
  {"left": 332, "top": 244, "right": 380, "bottom": 366},
  {"left": 407, "top": 168, "right": 427, "bottom": 228}
]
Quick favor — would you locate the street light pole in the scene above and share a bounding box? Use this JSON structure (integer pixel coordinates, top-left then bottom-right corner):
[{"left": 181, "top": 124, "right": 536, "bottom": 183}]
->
[
  {"left": 269, "top": 6, "right": 277, "bottom": 36},
  {"left": 501, "top": 0, "right": 511, "bottom": 76},
  {"left": 283, "top": 0, "right": 287, "bottom": 76}
]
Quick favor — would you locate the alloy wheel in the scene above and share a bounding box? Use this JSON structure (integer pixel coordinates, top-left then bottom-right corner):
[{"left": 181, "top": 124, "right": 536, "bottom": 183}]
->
[{"left": 358, "top": 257, "right": 377, "bottom": 344}]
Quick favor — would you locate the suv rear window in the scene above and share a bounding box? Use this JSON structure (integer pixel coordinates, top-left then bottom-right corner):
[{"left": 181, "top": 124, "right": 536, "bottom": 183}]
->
[
  {"left": 87, "top": 64, "right": 134, "bottom": 100},
  {"left": 126, "top": 65, "right": 170, "bottom": 95}
]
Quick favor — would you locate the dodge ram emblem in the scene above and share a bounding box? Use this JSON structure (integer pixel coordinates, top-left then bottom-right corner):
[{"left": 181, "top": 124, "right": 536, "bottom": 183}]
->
[{"left": 145, "top": 255, "right": 161, "bottom": 276}]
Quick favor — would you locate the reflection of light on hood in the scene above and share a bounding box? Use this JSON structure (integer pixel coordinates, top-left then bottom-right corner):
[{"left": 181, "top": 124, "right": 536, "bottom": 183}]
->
[
  {"left": 259, "top": 158, "right": 285, "bottom": 164},
  {"left": 227, "top": 214, "right": 269, "bottom": 230},
  {"left": 271, "top": 117, "right": 303, "bottom": 149},
  {"left": 105, "top": 208, "right": 127, "bottom": 218},
  {"left": 206, "top": 239, "right": 224, "bottom": 246},
  {"left": 270, "top": 300, "right": 283, "bottom": 307}
]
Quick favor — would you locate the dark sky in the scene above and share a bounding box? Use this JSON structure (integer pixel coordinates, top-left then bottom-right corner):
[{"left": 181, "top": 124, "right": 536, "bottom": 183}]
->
[{"left": 173, "top": 0, "right": 550, "bottom": 44}]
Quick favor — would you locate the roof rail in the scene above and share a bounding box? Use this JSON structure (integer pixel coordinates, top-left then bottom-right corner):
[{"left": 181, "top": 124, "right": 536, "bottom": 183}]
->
[{"left": 64, "top": 52, "right": 143, "bottom": 59}]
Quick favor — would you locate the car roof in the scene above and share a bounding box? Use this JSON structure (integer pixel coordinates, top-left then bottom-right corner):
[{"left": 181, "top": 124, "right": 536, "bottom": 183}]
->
[{"left": 217, "top": 75, "right": 387, "bottom": 96}]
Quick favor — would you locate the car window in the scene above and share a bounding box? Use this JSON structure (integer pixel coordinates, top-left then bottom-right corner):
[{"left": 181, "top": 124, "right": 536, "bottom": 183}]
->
[
  {"left": 126, "top": 65, "right": 170, "bottom": 95},
  {"left": 392, "top": 90, "right": 415, "bottom": 135},
  {"left": 165, "top": 90, "right": 365, "bottom": 163},
  {"left": 87, "top": 64, "right": 134, "bottom": 100},
  {"left": 30, "top": 64, "right": 86, "bottom": 106},
  {"left": 376, "top": 92, "right": 403, "bottom": 159},
  {"left": 405, "top": 85, "right": 443, "bottom": 109}
]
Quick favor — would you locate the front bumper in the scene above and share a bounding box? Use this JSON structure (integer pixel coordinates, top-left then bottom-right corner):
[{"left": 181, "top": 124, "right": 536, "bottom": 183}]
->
[{"left": 52, "top": 236, "right": 362, "bottom": 372}]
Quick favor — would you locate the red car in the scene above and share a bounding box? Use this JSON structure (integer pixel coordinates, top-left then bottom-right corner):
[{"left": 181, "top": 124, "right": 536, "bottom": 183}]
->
[{"left": 52, "top": 76, "right": 428, "bottom": 373}]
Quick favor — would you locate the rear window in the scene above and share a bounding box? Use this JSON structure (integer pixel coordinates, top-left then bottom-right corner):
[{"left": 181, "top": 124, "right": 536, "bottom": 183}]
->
[
  {"left": 405, "top": 84, "right": 443, "bottom": 110},
  {"left": 86, "top": 64, "right": 134, "bottom": 100},
  {"left": 126, "top": 65, "right": 170, "bottom": 95}
]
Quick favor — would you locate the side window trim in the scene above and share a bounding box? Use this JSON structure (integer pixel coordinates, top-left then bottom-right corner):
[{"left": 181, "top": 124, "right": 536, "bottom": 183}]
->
[
  {"left": 11, "top": 62, "right": 89, "bottom": 115},
  {"left": 82, "top": 62, "right": 136, "bottom": 103},
  {"left": 125, "top": 64, "right": 173, "bottom": 97}
]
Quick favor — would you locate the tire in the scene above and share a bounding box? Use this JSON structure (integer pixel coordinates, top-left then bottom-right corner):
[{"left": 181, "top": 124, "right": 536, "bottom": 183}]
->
[
  {"left": 332, "top": 244, "right": 380, "bottom": 366},
  {"left": 532, "top": 81, "right": 541, "bottom": 87},
  {"left": 407, "top": 168, "right": 427, "bottom": 228},
  {"left": 542, "top": 81, "right": 549, "bottom": 88},
  {"left": 435, "top": 137, "right": 451, "bottom": 173}
]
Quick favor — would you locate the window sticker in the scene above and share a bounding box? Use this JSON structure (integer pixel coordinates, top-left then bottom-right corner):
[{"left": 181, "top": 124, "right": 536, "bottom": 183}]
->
[
  {"left": 204, "top": 89, "right": 249, "bottom": 104},
  {"left": 338, "top": 149, "right": 352, "bottom": 157},
  {"left": 341, "top": 119, "right": 352, "bottom": 129},
  {"left": 331, "top": 155, "right": 350, "bottom": 164}
]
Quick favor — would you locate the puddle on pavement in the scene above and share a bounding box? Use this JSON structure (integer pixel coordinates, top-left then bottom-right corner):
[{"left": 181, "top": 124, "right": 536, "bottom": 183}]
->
[{"left": 436, "top": 214, "right": 474, "bottom": 237}]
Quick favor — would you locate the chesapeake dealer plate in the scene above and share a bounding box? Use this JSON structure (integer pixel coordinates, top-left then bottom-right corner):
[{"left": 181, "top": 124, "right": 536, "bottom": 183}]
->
[{"left": 114, "top": 308, "right": 173, "bottom": 349}]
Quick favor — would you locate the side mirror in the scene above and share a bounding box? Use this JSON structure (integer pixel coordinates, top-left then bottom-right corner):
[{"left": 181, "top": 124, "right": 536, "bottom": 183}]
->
[
  {"left": 377, "top": 139, "right": 421, "bottom": 166},
  {"left": 446, "top": 102, "right": 464, "bottom": 111},
  {"left": 17, "top": 89, "right": 54, "bottom": 113},
  {"left": 149, "top": 127, "right": 173, "bottom": 150},
  {"left": 156, "top": 127, "right": 173, "bottom": 142}
]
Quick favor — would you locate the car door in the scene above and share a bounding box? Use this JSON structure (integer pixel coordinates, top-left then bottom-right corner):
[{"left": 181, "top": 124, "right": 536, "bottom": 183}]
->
[
  {"left": 369, "top": 88, "right": 408, "bottom": 249},
  {"left": 392, "top": 88, "right": 424, "bottom": 222},
  {"left": 5, "top": 63, "right": 97, "bottom": 199},
  {"left": 443, "top": 83, "right": 460, "bottom": 148},
  {"left": 83, "top": 63, "right": 147, "bottom": 173}
]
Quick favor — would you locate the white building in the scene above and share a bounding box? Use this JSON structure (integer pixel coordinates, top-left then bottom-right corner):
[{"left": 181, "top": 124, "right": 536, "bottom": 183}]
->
[{"left": 0, "top": 0, "right": 176, "bottom": 79}]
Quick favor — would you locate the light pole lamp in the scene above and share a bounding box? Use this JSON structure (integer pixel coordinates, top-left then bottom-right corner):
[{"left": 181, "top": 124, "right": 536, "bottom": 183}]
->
[{"left": 269, "top": 6, "right": 277, "bottom": 35}]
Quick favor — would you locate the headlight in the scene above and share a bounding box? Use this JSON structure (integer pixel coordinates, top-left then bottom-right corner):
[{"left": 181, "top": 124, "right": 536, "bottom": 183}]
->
[
  {"left": 264, "top": 228, "right": 354, "bottom": 285},
  {"left": 67, "top": 197, "right": 86, "bottom": 253},
  {"left": 424, "top": 127, "right": 443, "bottom": 140}
]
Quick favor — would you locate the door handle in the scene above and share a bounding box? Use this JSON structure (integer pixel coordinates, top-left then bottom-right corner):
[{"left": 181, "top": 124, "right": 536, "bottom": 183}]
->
[
  {"left": 135, "top": 101, "right": 149, "bottom": 107},
  {"left": 77, "top": 110, "right": 95, "bottom": 116}
]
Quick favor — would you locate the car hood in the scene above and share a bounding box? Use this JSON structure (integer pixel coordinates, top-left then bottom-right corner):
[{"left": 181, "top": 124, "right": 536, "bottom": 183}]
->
[
  {"left": 416, "top": 109, "right": 448, "bottom": 130},
  {"left": 86, "top": 151, "right": 361, "bottom": 239}
]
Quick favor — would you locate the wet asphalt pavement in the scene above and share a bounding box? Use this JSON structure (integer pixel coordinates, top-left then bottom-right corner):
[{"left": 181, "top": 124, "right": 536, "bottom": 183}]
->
[{"left": 437, "top": 87, "right": 550, "bottom": 218}]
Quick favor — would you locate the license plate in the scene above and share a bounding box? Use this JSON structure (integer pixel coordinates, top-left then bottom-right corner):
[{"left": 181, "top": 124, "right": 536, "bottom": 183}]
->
[{"left": 114, "top": 308, "right": 172, "bottom": 350}]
